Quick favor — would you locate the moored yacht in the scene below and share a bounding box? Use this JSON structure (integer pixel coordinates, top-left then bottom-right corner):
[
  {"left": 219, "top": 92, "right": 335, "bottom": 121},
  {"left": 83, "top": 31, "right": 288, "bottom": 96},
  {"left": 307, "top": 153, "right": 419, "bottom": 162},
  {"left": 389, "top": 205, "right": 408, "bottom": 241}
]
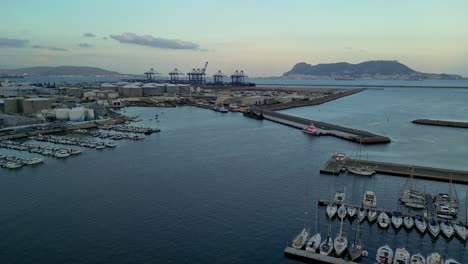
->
[
  {"left": 326, "top": 204, "right": 337, "bottom": 218},
  {"left": 411, "top": 253, "right": 426, "bottom": 264},
  {"left": 305, "top": 233, "right": 321, "bottom": 252},
  {"left": 358, "top": 208, "right": 367, "bottom": 222},
  {"left": 404, "top": 216, "right": 415, "bottom": 230},
  {"left": 292, "top": 228, "right": 309, "bottom": 249},
  {"left": 453, "top": 222, "right": 467, "bottom": 240},
  {"left": 426, "top": 252, "right": 442, "bottom": 264},
  {"left": 319, "top": 236, "right": 333, "bottom": 256},
  {"left": 347, "top": 206, "right": 357, "bottom": 218},
  {"left": 376, "top": 245, "right": 394, "bottom": 264},
  {"left": 428, "top": 219, "right": 440, "bottom": 237},
  {"left": 415, "top": 216, "right": 427, "bottom": 233},
  {"left": 391, "top": 212, "right": 403, "bottom": 229},
  {"left": 368, "top": 209, "right": 377, "bottom": 222},
  {"left": 393, "top": 248, "right": 410, "bottom": 264},
  {"left": 378, "top": 212, "right": 391, "bottom": 228},
  {"left": 440, "top": 221, "right": 454, "bottom": 238},
  {"left": 333, "top": 233, "right": 347, "bottom": 257},
  {"left": 363, "top": 191, "right": 377, "bottom": 207}
]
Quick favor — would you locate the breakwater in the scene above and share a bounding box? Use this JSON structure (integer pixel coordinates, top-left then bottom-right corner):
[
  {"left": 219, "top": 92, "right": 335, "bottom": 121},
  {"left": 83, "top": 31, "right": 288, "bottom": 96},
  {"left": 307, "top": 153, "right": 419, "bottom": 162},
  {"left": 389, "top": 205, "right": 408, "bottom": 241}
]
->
[
  {"left": 253, "top": 109, "right": 390, "bottom": 144},
  {"left": 260, "top": 83, "right": 468, "bottom": 89},
  {"left": 412, "top": 119, "right": 468, "bottom": 128},
  {"left": 262, "top": 88, "right": 366, "bottom": 111},
  {"left": 320, "top": 155, "right": 468, "bottom": 184}
]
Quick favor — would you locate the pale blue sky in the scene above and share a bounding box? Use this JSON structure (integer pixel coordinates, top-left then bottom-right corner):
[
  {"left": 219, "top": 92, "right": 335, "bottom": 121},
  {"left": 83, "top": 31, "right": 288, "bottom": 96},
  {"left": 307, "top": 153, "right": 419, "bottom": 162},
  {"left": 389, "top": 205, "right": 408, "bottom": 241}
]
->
[{"left": 1, "top": 0, "right": 467, "bottom": 76}]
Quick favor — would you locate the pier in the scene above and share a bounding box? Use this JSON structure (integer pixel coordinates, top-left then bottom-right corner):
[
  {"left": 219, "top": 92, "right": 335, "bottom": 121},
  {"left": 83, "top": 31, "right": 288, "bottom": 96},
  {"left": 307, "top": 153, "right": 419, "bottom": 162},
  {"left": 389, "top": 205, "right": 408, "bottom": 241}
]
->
[
  {"left": 284, "top": 247, "right": 360, "bottom": 264},
  {"left": 412, "top": 119, "right": 468, "bottom": 129},
  {"left": 253, "top": 110, "right": 390, "bottom": 144},
  {"left": 320, "top": 155, "right": 468, "bottom": 184}
]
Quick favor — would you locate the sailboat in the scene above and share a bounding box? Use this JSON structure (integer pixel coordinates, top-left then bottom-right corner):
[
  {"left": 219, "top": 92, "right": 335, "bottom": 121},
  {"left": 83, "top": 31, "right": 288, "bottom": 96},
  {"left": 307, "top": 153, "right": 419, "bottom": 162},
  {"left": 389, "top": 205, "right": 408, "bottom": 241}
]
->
[
  {"left": 393, "top": 248, "right": 410, "bottom": 264},
  {"left": 444, "top": 259, "right": 461, "bottom": 264},
  {"left": 292, "top": 228, "right": 309, "bottom": 249},
  {"left": 453, "top": 221, "right": 467, "bottom": 240},
  {"left": 327, "top": 204, "right": 337, "bottom": 218},
  {"left": 426, "top": 253, "right": 442, "bottom": 264},
  {"left": 368, "top": 209, "right": 378, "bottom": 222},
  {"left": 358, "top": 208, "right": 367, "bottom": 222},
  {"left": 415, "top": 215, "right": 427, "bottom": 233},
  {"left": 334, "top": 220, "right": 348, "bottom": 256},
  {"left": 347, "top": 206, "right": 357, "bottom": 218},
  {"left": 319, "top": 235, "right": 334, "bottom": 256},
  {"left": 348, "top": 220, "right": 364, "bottom": 261},
  {"left": 400, "top": 166, "right": 426, "bottom": 210},
  {"left": 306, "top": 203, "right": 321, "bottom": 253},
  {"left": 428, "top": 219, "right": 440, "bottom": 238},
  {"left": 440, "top": 221, "right": 454, "bottom": 238},
  {"left": 376, "top": 245, "right": 394, "bottom": 264},
  {"left": 378, "top": 212, "right": 391, "bottom": 228},
  {"left": 337, "top": 205, "right": 347, "bottom": 220},
  {"left": 404, "top": 216, "right": 415, "bottom": 230},
  {"left": 391, "top": 211, "right": 403, "bottom": 229},
  {"left": 410, "top": 253, "right": 426, "bottom": 264},
  {"left": 348, "top": 142, "right": 375, "bottom": 176}
]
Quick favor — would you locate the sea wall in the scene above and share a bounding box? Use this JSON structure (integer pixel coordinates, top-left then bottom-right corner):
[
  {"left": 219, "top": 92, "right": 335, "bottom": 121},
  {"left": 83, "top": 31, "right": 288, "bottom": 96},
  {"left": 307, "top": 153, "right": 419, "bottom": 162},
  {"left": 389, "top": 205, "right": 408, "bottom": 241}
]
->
[{"left": 412, "top": 119, "right": 468, "bottom": 128}]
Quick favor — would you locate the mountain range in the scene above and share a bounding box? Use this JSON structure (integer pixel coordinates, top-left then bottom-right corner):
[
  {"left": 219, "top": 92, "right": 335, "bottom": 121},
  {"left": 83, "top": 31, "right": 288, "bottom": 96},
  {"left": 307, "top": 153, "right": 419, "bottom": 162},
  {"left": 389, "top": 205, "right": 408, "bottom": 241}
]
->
[
  {"left": 283, "top": 60, "right": 463, "bottom": 80},
  {"left": 0, "top": 66, "right": 122, "bottom": 76}
]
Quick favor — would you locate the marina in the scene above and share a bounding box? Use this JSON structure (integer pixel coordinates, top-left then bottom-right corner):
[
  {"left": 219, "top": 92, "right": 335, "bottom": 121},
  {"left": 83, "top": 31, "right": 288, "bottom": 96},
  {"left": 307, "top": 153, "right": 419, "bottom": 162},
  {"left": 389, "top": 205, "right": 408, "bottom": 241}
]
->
[
  {"left": 320, "top": 155, "right": 468, "bottom": 184},
  {"left": 30, "top": 135, "right": 117, "bottom": 149},
  {"left": 0, "top": 154, "right": 43, "bottom": 169}
]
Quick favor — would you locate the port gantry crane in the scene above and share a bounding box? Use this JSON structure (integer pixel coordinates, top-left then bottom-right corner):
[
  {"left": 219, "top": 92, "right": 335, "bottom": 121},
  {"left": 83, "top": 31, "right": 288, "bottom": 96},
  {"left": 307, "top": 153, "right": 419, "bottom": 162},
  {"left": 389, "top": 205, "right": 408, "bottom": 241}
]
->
[
  {"left": 231, "top": 70, "right": 248, "bottom": 86},
  {"left": 144, "top": 68, "right": 160, "bottom": 82},
  {"left": 169, "top": 68, "right": 184, "bottom": 83},
  {"left": 188, "top": 62, "right": 208, "bottom": 84},
  {"left": 213, "top": 70, "right": 227, "bottom": 85}
]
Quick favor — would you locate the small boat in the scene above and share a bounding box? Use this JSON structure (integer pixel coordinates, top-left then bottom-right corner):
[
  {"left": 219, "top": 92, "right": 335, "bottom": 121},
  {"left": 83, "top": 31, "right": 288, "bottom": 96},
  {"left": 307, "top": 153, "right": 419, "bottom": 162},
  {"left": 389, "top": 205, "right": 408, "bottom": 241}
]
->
[
  {"left": 218, "top": 107, "right": 229, "bottom": 113},
  {"left": 54, "top": 151, "right": 70, "bottom": 158},
  {"left": 440, "top": 221, "right": 454, "bottom": 238},
  {"left": 358, "top": 208, "right": 367, "bottom": 222},
  {"left": 326, "top": 204, "right": 337, "bottom": 218},
  {"left": 376, "top": 245, "right": 394, "bottom": 264},
  {"left": 333, "top": 233, "right": 347, "bottom": 257},
  {"left": 368, "top": 209, "right": 377, "bottom": 222},
  {"left": 415, "top": 216, "right": 427, "bottom": 233},
  {"left": 378, "top": 212, "right": 390, "bottom": 228},
  {"left": 24, "top": 157, "right": 43, "bottom": 165},
  {"left": 426, "top": 253, "right": 442, "bottom": 264},
  {"left": 393, "top": 248, "right": 410, "bottom": 264},
  {"left": 391, "top": 211, "right": 403, "bottom": 229},
  {"left": 428, "top": 219, "right": 440, "bottom": 238},
  {"left": 305, "top": 233, "right": 321, "bottom": 252},
  {"left": 95, "top": 145, "right": 106, "bottom": 150},
  {"left": 4, "top": 161, "right": 22, "bottom": 169},
  {"left": 302, "top": 123, "right": 320, "bottom": 135},
  {"left": 319, "top": 236, "right": 334, "bottom": 256},
  {"left": 363, "top": 191, "right": 377, "bottom": 207},
  {"left": 347, "top": 206, "right": 357, "bottom": 218},
  {"left": 404, "top": 216, "right": 415, "bottom": 230},
  {"left": 349, "top": 220, "right": 364, "bottom": 261},
  {"left": 411, "top": 253, "right": 426, "bottom": 264},
  {"left": 453, "top": 222, "right": 467, "bottom": 240},
  {"left": 444, "top": 259, "right": 461, "bottom": 264},
  {"left": 292, "top": 228, "right": 309, "bottom": 249},
  {"left": 337, "top": 205, "right": 347, "bottom": 220},
  {"left": 334, "top": 191, "right": 346, "bottom": 204},
  {"left": 348, "top": 166, "right": 375, "bottom": 176},
  {"left": 104, "top": 142, "right": 117, "bottom": 147}
]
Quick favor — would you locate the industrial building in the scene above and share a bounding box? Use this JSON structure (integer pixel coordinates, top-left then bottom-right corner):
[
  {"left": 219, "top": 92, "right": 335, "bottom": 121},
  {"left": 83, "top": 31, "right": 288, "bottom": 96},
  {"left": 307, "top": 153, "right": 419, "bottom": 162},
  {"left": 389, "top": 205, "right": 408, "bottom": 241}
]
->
[{"left": 3, "top": 97, "right": 51, "bottom": 115}]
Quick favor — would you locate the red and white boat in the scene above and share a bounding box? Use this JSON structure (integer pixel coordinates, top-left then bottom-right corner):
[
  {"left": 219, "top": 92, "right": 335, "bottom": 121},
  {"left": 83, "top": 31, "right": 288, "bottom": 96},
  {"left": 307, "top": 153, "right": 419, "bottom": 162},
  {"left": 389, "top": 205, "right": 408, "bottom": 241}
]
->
[{"left": 302, "top": 123, "right": 320, "bottom": 135}]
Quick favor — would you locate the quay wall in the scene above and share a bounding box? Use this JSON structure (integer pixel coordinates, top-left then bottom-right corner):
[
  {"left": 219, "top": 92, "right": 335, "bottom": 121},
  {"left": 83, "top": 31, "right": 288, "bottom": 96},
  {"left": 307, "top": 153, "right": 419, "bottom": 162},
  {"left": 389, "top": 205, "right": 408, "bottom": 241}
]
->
[{"left": 412, "top": 119, "right": 468, "bottom": 128}]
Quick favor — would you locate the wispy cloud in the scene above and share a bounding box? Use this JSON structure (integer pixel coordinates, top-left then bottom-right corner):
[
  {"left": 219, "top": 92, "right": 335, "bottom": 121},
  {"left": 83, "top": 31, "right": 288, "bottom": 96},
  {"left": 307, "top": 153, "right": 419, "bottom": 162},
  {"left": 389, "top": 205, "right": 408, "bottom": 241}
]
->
[
  {"left": 110, "top": 32, "right": 200, "bottom": 50},
  {"left": 0, "top": 37, "right": 29, "bottom": 48},
  {"left": 78, "top": 43, "right": 93, "bottom": 48},
  {"left": 32, "top": 45, "right": 68, "bottom": 52},
  {"left": 83, "top": 33, "right": 96, "bottom": 38}
]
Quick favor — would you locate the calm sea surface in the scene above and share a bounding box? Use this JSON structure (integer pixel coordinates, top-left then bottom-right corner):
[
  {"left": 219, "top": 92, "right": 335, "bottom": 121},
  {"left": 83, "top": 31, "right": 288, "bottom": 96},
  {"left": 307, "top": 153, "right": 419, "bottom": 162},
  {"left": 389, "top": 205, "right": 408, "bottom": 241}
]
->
[{"left": 1, "top": 78, "right": 468, "bottom": 263}]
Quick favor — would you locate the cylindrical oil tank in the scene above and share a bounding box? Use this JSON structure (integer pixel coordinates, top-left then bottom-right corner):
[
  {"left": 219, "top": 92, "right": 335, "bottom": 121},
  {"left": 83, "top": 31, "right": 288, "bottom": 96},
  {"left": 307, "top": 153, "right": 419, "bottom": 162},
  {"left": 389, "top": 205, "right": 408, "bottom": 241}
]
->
[
  {"left": 4, "top": 98, "right": 21, "bottom": 114},
  {"left": 85, "top": 109, "right": 95, "bottom": 121},
  {"left": 69, "top": 108, "right": 86, "bottom": 122},
  {"left": 55, "top": 108, "right": 70, "bottom": 120},
  {"left": 22, "top": 99, "right": 34, "bottom": 114}
]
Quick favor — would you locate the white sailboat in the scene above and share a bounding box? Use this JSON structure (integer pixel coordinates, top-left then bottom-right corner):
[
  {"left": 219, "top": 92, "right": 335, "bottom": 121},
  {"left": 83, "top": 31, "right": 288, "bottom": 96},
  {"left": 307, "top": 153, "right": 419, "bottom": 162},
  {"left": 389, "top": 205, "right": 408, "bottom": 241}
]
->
[
  {"left": 378, "top": 212, "right": 391, "bottom": 228},
  {"left": 358, "top": 208, "right": 367, "bottom": 222},
  {"left": 415, "top": 216, "right": 427, "bottom": 233},
  {"left": 411, "top": 253, "right": 426, "bottom": 264},
  {"left": 348, "top": 143, "right": 375, "bottom": 176},
  {"left": 453, "top": 222, "right": 467, "bottom": 240},
  {"left": 404, "top": 216, "right": 415, "bottom": 230},
  {"left": 393, "top": 248, "right": 410, "bottom": 264},
  {"left": 426, "top": 253, "right": 442, "bottom": 264},
  {"left": 337, "top": 205, "right": 347, "bottom": 220},
  {"left": 347, "top": 206, "right": 357, "bottom": 218},
  {"left": 319, "top": 235, "right": 334, "bottom": 256},
  {"left": 349, "top": 220, "right": 364, "bottom": 261},
  {"left": 391, "top": 211, "right": 403, "bottom": 229},
  {"left": 368, "top": 209, "right": 378, "bottom": 222},
  {"left": 334, "top": 220, "right": 347, "bottom": 256},
  {"left": 376, "top": 245, "right": 394, "bottom": 264},
  {"left": 306, "top": 203, "right": 321, "bottom": 253},
  {"left": 444, "top": 259, "right": 461, "bottom": 264},
  {"left": 440, "top": 221, "right": 454, "bottom": 238},
  {"left": 292, "top": 228, "right": 310, "bottom": 249},
  {"left": 326, "top": 204, "right": 337, "bottom": 218},
  {"left": 428, "top": 219, "right": 440, "bottom": 238}
]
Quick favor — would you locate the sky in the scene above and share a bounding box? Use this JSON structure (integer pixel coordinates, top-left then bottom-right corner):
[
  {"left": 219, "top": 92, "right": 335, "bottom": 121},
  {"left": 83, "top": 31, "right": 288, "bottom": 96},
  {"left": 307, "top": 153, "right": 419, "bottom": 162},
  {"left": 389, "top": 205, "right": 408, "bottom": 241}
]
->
[{"left": 1, "top": 0, "right": 468, "bottom": 77}]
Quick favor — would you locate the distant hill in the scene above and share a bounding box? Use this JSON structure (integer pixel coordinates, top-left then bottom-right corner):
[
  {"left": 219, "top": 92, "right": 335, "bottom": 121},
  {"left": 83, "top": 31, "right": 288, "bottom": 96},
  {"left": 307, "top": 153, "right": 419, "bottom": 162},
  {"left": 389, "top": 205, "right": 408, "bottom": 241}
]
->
[
  {"left": 0, "top": 66, "right": 122, "bottom": 76},
  {"left": 283, "top": 60, "right": 463, "bottom": 80}
]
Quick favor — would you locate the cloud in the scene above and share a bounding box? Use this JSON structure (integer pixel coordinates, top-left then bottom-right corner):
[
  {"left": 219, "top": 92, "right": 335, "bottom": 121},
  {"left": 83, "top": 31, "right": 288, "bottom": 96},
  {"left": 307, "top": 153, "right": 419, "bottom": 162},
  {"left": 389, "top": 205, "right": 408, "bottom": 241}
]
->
[
  {"left": 0, "top": 37, "right": 29, "bottom": 48},
  {"left": 83, "top": 33, "right": 96, "bottom": 37},
  {"left": 32, "top": 45, "right": 68, "bottom": 52},
  {"left": 110, "top": 32, "right": 200, "bottom": 50},
  {"left": 78, "top": 43, "right": 93, "bottom": 48}
]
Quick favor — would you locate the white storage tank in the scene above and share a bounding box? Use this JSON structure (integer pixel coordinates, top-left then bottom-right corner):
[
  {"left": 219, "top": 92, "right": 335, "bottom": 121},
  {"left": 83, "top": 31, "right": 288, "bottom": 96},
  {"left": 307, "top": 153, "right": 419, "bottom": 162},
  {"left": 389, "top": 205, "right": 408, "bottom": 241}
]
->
[
  {"left": 85, "top": 109, "right": 95, "bottom": 121},
  {"left": 69, "top": 108, "right": 86, "bottom": 122},
  {"left": 55, "top": 108, "right": 70, "bottom": 120}
]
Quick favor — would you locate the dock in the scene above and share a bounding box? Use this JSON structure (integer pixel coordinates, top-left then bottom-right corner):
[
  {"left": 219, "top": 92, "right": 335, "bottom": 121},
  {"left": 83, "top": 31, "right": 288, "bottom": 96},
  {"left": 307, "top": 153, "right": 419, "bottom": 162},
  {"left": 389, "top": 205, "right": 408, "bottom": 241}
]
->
[
  {"left": 284, "top": 247, "right": 360, "bottom": 264},
  {"left": 254, "top": 110, "right": 391, "bottom": 144},
  {"left": 320, "top": 155, "right": 468, "bottom": 184}
]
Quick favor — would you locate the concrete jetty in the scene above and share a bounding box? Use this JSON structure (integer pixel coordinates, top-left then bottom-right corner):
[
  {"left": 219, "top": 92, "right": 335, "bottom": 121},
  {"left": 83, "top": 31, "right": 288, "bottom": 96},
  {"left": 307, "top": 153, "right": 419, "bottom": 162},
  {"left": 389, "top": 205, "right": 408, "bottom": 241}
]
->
[
  {"left": 412, "top": 119, "right": 468, "bottom": 128},
  {"left": 254, "top": 110, "right": 391, "bottom": 144},
  {"left": 284, "top": 247, "right": 360, "bottom": 264},
  {"left": 320, "top": 155, "right": 468, "bottom": 184},
  {"left": 260, "top": 83, "right": 468, "bottom": 89}
]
